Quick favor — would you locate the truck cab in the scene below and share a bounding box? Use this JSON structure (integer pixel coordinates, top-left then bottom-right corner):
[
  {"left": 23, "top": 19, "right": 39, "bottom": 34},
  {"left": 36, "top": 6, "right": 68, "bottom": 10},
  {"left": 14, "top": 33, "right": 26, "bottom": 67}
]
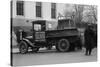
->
[{"left": 19, "top": 20, "right": 47, "bottom": 53}]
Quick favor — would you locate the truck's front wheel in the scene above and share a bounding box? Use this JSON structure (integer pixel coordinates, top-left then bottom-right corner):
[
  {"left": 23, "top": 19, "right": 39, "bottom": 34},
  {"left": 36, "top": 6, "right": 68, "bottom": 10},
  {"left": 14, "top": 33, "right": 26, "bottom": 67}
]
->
[
  {"left": 19, "top": 41, "right": 28, "bottom": 54},
  {"left": 56, "top": 39, "right": 70, "bottom": 52}
]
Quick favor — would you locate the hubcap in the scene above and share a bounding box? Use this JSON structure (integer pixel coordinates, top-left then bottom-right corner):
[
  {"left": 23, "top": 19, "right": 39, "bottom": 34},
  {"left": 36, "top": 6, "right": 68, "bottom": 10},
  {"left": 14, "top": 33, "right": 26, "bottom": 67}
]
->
[
  {"left": 62, "top": 43, "right": 66, "bottom": 47},
  {"left": 20, "top": 42, "right": 27, "bottom": 53},
  {"left": 60, "top": 42, "right": 67, "bottom": 49},
  {"left": 21, "top": 45, "right": 26, "bottom": 52}
]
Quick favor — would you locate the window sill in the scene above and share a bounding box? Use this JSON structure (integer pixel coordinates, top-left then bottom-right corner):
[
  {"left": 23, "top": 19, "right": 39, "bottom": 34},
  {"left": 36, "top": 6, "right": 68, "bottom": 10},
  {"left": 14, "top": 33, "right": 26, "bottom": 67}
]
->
[{"left": 15, "top": 15, "right": 25, "bottom": 18}]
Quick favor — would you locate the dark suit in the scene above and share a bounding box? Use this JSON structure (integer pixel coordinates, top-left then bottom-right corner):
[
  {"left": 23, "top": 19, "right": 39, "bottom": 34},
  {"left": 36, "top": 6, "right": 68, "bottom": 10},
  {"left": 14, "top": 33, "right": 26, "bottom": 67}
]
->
[{"left": 84, "top": 27, "right": 95, "bottom": 55}]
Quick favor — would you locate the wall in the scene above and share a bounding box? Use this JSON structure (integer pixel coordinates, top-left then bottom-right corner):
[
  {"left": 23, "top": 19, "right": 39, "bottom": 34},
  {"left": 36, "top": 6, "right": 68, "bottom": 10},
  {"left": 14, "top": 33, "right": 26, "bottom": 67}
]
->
[{"left": 12, "top": 1, "right": 67, "bottom": 31}]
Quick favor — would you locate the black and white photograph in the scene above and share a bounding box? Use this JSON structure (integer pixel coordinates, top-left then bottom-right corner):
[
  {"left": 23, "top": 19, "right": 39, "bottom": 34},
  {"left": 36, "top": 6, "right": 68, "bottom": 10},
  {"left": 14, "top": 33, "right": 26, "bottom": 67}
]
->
[{"left": 11, "top": 0, "right": 97, "bottom": 66}]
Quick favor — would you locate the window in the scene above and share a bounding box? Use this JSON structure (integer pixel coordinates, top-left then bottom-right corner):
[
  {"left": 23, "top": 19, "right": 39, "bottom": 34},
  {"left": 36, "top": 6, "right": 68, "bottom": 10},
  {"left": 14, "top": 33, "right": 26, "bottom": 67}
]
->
[
  {"left": 51, "top": 3, "right": 56, "bottom": 19},
  {"left": 34, "top": 24, "right": 41, "bottom": 31},
  {"left": 36, "top": 2, "right": 42, "bottom": 17},
  {"left": 16, "top": 1, "right": 24, "bottom": 16}
]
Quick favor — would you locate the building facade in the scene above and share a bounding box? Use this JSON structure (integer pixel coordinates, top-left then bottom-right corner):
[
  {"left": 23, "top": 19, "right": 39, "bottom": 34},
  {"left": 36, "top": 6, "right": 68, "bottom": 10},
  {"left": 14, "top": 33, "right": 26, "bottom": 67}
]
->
[{"left": 11, "top": 0, "right": 68, "bottom": 31}]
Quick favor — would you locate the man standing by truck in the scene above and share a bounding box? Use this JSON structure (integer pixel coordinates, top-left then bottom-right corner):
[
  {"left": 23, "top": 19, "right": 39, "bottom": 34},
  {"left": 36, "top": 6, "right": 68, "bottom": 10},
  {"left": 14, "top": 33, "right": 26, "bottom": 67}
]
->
[
  {"left": 16, "top": 29, "right": 21, "bottom": 44},
  {"left": 16, "top": 29, "right": 27, "bottom": 44},
  {"left": 84, "top": 24, "right": 95, "bottom": 56}
]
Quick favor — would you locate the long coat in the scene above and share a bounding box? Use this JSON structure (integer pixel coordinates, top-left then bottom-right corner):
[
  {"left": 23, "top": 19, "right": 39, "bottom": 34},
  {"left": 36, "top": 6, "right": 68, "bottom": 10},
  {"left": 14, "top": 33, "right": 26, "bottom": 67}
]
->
[
  {"left": 16, "top": 30, "right": 21, "bottom": 43},
  {"left": 84, "top": 28, "right": 95, "bottom": 49}
]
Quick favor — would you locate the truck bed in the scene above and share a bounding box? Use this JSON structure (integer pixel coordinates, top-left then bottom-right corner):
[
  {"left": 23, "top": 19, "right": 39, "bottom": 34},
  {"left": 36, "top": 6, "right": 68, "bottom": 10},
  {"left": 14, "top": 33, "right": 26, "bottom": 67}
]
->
[{"left": 45, "top": 28, "right": 79, "bottom": 38}]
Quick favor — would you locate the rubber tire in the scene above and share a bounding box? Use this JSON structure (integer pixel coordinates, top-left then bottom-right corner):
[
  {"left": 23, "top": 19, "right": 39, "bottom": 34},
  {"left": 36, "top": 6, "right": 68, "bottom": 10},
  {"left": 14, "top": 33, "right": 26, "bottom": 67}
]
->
[
  {"left": 19, "top": 41, "right": 28, "bottom": 54},
  {"left": 56, "top": 39, "right": 70, "bottom": 52}
]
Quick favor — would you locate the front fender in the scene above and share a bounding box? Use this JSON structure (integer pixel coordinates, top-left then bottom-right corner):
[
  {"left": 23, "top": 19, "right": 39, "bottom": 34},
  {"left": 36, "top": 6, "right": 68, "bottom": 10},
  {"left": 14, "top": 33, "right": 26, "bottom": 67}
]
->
[{"left": 22, "top": 38, "right": 35, "bottom": 47}]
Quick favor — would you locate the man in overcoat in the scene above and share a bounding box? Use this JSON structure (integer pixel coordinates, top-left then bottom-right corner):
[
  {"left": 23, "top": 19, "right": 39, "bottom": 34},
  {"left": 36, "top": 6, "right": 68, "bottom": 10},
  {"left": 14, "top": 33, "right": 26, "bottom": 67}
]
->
[{"left": 84, "top": 24, "right": 95, "bottom": 55}]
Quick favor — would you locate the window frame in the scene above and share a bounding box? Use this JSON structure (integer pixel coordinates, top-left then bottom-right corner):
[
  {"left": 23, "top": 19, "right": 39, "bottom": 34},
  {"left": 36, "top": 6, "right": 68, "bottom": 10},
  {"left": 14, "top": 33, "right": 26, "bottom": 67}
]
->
[
  {"left": 36, "top": 2, "right": 42, "bottom": 18},
  {"left": 16, "top": 1, "right": 24, "bottom": 16},
  {"left": 51, "top": 3, "right": 56, "bottom": 19}
]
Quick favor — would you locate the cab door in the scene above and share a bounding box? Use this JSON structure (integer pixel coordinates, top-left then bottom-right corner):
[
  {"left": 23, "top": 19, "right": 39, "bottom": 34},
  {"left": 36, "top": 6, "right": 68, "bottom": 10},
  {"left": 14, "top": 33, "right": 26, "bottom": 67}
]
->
[
  {"left": 35, "top": 31, "right": 45, "bottom": 41},
  {"left": 32, "top": 21, "right": 46, "bottom": 42}
]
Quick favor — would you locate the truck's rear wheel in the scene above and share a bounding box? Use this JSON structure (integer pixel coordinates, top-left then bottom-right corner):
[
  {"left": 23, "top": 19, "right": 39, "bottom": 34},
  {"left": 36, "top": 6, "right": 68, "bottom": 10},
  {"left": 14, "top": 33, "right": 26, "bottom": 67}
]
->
[
  {"left": 56, "top": 39, "right": 70, "bottom": 52},
  {"left": 19, "top": 41, "right": 28, "bottom": 54}
]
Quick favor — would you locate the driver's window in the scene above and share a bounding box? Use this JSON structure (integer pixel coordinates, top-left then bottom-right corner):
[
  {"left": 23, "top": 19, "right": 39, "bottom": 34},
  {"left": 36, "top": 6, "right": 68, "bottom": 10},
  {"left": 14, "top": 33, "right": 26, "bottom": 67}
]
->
[{"left": 34, "top": 24, "right": 41, "bottom": 31}]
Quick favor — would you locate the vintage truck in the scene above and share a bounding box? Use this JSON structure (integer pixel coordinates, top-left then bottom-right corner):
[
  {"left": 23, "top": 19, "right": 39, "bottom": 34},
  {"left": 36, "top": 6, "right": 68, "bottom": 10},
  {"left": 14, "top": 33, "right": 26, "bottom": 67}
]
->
[{"left": 19, "top": 19, "right": 82, "bottom": 53}]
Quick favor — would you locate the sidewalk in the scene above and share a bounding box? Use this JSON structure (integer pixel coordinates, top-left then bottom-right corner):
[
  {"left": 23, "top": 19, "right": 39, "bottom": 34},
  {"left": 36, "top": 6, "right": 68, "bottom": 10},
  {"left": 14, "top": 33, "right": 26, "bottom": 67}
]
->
[{"left": 12, "top": 47, "right": 19, "bottom": 53}]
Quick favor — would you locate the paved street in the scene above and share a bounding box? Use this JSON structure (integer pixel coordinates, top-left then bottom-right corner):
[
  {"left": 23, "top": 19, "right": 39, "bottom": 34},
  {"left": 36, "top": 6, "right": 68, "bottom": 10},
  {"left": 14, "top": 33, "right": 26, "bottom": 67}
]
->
[{"left": 12, "top": 47, "right": 97, "bottom": 66}]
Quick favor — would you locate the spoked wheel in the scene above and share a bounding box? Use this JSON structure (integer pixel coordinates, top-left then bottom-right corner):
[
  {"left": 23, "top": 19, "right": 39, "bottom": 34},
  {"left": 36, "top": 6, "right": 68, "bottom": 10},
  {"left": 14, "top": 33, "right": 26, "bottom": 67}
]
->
[
  {"left": 31, "top": 47, "right": 39, "bottom": 53},
  {"left": 19, "top": 41, "right": 28, "bottom": 54},
  {"left": 56, "top": 39, "right": 70, "bottom": 52}
]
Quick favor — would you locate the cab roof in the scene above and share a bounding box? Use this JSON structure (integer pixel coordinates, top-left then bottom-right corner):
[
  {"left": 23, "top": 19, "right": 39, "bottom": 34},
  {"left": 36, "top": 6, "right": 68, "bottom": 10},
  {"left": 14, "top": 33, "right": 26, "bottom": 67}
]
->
[{"left": 32, "top": 20, "right": 46, "bottom": 25}]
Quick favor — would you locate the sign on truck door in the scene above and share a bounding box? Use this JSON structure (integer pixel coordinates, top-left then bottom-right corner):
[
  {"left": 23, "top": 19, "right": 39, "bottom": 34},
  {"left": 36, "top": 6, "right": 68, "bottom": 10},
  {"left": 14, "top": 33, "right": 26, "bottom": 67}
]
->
[{"left": 34, "top": 24, "right": 45, "bottom": 41}]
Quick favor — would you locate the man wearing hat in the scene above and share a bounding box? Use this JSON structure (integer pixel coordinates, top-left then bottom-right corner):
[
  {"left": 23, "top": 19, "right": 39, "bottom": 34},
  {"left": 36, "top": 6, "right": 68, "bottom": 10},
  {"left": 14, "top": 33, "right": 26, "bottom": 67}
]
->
[{"left": 84, "top": 24, "right": 95, "bottom": 55}]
